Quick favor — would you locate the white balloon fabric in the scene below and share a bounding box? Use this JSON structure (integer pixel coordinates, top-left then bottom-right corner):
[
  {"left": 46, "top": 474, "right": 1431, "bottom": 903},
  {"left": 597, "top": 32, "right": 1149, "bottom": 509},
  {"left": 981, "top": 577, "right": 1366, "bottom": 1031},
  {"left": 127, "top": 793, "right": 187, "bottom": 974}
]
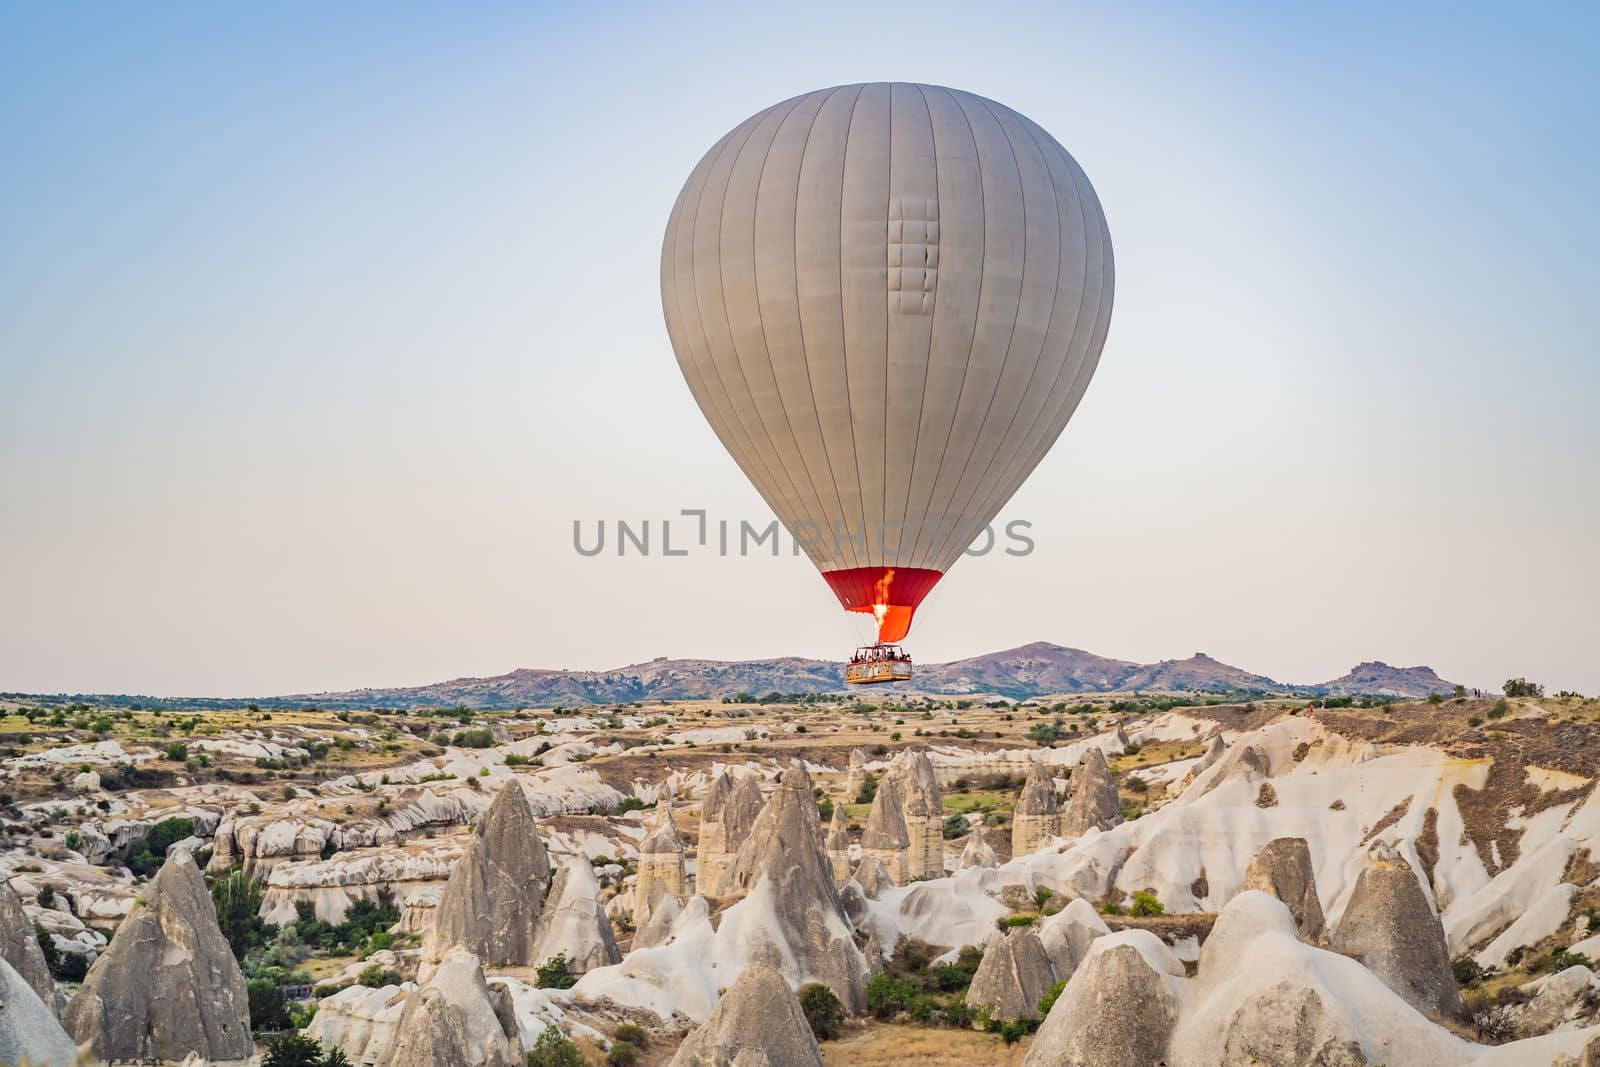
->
[{"left": 661, "top": 82, "right": 1113, "bottom": 642}]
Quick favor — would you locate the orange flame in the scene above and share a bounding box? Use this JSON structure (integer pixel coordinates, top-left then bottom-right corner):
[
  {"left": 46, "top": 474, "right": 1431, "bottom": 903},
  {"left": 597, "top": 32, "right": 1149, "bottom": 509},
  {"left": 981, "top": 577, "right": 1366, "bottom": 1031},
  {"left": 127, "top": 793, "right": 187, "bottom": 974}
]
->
[{"left": 871, "top": 570, "right": 895, "bottom": 637}]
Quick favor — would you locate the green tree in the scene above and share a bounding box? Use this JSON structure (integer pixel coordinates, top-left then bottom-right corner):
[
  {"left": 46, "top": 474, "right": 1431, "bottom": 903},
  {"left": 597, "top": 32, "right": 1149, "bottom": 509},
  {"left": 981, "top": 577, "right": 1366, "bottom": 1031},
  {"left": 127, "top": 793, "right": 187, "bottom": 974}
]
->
[
  {"left": 797, "top": 983, "right": 845, "bottom": 1040},
  {"left": 210, "top": 867, "right": 275, "bottom": 960},
  {"left": 526, "top": 1025, "right": 584, "bottom": 1067},
  {"left": 535, "top": 952, "right": 579, "bottom": 990}
]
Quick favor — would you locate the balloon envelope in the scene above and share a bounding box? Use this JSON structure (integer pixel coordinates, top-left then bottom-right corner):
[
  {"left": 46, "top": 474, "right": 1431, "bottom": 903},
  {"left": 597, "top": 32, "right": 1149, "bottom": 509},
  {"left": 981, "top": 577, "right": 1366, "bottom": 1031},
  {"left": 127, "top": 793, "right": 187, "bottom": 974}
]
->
[{"left": 661, "top": 82, "right": 1113, "bottom": 641}]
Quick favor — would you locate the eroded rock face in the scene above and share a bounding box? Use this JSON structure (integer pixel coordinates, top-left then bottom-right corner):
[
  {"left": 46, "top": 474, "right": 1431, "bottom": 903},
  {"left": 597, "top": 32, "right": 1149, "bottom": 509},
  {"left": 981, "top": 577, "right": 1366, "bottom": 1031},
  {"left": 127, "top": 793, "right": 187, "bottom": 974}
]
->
[
  {"left": 1023, "top": 942, "right": 1177, "bottom": 1067},
  {"left": 307, "top": 981, "right": 412, "bottom": 1065},
  {"left": 699, "top": 771, "right": 763, "bottom": 899},
  {"left": 420, "top": 780, "right": 551, "bottom": 976},
  {"left": 632, "top": 881, "right": 683, "bottom": 950},
  {"left": 1013, "top": 760, "right": 1060, "bottom": 857},
  {"left": 860, "top": 776, "right": 911, "bottom": 885},
  {"left": 846, "top": 748, "right": 868, "bottom": 800},
  {"left": 667, "top": 962, "right": 825, "bottom": 1067},
  {"left": 1060, "top": 747, "right": 1120, "bottom": 839},
  {"left": 1516, "top": 965, "right": 1600, "bottom": 1036},
  {"left": 635, "top": 798, "right": 687, "bottom": 919},
  {"left": 965, "top": 926, "right": 1057, "bottom": 1021},
  {"left": 1241, "top": 837, "right": 1327, "bottom": 943},
  {"left": 885, "top": 749, "right": 944, "bottom": 879},
  {"left": 1220, "top": 981, "right": 1368, "bottom": 1066},
  {"left": 853, "top": 856, "right": 894, "bottom": 900},
  {"left": 382, "top": 948, "right": 523, "bottom": 1067},
  {"left": 1036, "top": 897, "right": 1110, "bottom": 981},
  {"left": 726, "top": 763, "right": 868, "bottom": 1012},
  {"left": 1326, "top": 847, "right": 1461, "bottom": 1021},
  {"left": 0, "top": 956, "right": 77, "bottom": 1067},
  {"left": 825, "top": 804, "right": 852, "bottom": 883},
  {"left": 533, "top": 859, "right": 620, "bottom": 973},
  {"left": 0, "top": 875, "right": 57, "bottom": 1013},
  {"left": 62, "top": 848, "right": 252, "bottom": 1064}
]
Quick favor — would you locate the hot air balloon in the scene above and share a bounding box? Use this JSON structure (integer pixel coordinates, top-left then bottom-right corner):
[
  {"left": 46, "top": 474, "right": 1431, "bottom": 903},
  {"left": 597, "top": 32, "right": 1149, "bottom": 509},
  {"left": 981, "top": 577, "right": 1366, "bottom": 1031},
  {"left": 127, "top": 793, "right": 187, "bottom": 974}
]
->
[{"left": 661, "top": 83, "right": 1113, "bottom": 681}]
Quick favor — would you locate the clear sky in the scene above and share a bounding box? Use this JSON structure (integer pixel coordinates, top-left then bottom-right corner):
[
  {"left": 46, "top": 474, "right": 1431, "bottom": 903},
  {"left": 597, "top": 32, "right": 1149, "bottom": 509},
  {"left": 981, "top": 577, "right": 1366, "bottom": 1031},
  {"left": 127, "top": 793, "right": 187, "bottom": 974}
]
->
[{"left": 2, "top": 2, "right": 1596, "bottom": 697}]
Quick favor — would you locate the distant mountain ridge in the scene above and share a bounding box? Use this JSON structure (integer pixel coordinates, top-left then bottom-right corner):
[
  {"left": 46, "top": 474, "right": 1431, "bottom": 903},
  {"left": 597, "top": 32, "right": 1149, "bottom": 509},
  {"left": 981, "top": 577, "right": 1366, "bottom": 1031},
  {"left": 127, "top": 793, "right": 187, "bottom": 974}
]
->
[{"left": 279, "top": 643, "right": 1458, "bottom": 708}]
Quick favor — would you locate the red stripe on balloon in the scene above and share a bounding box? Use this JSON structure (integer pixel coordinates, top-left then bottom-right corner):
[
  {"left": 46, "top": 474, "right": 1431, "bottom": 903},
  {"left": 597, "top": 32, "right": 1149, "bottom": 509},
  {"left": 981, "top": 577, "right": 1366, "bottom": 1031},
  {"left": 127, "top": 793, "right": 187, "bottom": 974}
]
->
[{"left": 820, "top": 566, "right": 943, "bottom": 643}]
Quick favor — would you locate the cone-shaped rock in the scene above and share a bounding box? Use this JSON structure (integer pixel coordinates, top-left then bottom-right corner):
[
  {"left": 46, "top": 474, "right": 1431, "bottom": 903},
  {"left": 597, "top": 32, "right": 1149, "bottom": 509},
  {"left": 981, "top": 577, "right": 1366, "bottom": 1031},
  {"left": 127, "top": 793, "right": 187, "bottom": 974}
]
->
[
  {"left": 700, "top": 771, "right": 763, "bottom": 899},
  {"left": 635, "top": 798, "right": 687, "bottom": 919},
  {"left": 0, "top": 955, "right": 77, "bottom": 1067},
  {"left": 1327, "top": 846, "right": 1461, "bottom": 1020},
  {"left": 846, "top": 748, "right": 868, "bottom": 799},
  {"left": 632, "top": 881, "right": 683, "bottom": 950},
  {"left": 533, "top": 859, "right": 620, "bottom": 973},
  {"left": 1024, "top": 942, "right": 1178, "bottom": 1067},
  {"left": 726, "top": 763, "right": 868, "bottom": 1012},
  {"left": 1241, "top": 837, "right": 1326, "bottom": 943},
  {"left": 959, "top": 824, "right": 998, "bottom": 869},
  {"left": 1036, "top": 897, "right": 1110, "bottom": 981},
  {"left": 0, "top": 876, "right": 56, "bottom": 1014},
  {"left": 382, "top": 947, "right": 523, "bottom": 1067},
  {"left": 965, "top": 926, "right": 1058, "bottom": 1021},
  {"left": 668, "top": 962, "right": 825, "bottom": 1067},
  {"left": 1061, "top": 747, "right": 1121, "bottom": 838},
  {"left": 421, "top": 780, "right": 551, "bottom": 976},
  {"left": 853, "top": 856, "right": 894, "bottom": 900},
  {"left": 860, "top": 776, "right": 911, "bottom": 884},
  {"left": 62, "top": 848, "right": 251, "bottom": 1064},
  {"left": 885, "top": 749, "right": 944, "bottom": 879},
  {"left": 1013, "top": 760, "right": 1061, "bottom": 856},
  {"left": 825, "top": 804, "right": 852, "bottom": 883}
]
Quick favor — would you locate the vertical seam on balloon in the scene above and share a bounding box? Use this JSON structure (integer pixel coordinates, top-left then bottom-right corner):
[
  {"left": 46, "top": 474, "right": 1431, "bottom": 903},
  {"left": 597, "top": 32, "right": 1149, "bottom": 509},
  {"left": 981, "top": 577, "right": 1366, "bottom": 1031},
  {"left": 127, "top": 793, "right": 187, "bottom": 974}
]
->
[
  {"left": 719, "top": 95, "right": 815, "bottom": 559},
  {"left": 950, "top": 125, "right": 1103, "bottom": 570},
  {"left": 923, "top": 92, "right": 1028, "bottom": 569},
  {"left": 940, "top": 102, "right": 1066, "bottom": 556},
  {"left": 881, "top": 85, "right": 893, "bottom": 570},
  {"left": 904, "top": 86, "right": 985, "bottom": 566},
  {"left": 682, "top": 115, "right": 790, "bottom": 516},
  {"left": 793, "top": 86, "right": 862, "bottom": 572},
  {"left": 894, "top": 83, "right": 940, "bottom": 571},
  {"left": 749, "top": 92, "right": 838, "bottom": 572},
  {"left": 837, "top": 84, "right": 867, "bottom": 572}
]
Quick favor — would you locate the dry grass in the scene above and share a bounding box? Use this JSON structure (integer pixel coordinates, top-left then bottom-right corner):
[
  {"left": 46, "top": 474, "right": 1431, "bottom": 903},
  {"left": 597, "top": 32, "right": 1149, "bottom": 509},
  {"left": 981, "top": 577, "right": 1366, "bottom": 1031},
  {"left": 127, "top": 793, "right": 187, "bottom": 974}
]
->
[{"left": 821, "top": 1023, "right": 1029, "bottom": 1065}]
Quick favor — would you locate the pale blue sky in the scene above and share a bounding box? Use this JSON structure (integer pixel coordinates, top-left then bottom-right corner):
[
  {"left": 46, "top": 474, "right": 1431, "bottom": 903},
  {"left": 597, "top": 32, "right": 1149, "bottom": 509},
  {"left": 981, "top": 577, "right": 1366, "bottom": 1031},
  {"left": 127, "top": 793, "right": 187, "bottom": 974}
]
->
[{"left": 2, "top": 2, "right": 1596, "bottom": 696}]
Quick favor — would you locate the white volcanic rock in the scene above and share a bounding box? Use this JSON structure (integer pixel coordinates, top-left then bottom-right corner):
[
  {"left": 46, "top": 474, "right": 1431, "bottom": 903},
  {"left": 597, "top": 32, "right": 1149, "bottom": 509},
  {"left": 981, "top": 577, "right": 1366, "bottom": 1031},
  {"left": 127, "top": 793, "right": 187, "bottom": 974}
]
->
[
  {"left": 62, "top": 849, "right": 252, "bottom": 1064},
  {"left": 853, "top": 856, "right": 894, "bottom": 900},
  {"left": 0, "top": 956, "right": 78, "bottom": 1067},
  {"left": 635, "top": 799, "right": 687, "bottom": 919},
  {"left": 860, "top": 776, "right": 911, "bottom": 884},
  {"left": 420, "top": 780, "right": 552, "bottom": 977},
  {"left": 632, "top": 882, "right": 683, "bottom": 950},
  {"left": 965, "top": 926, "right": 1057, "bottom": 1021},
  {"left": 1036, "top": 897, "right": 1110, "bottom": 980},
  {"left": 668, "top": 962, "right": 825, "bottom": 1067},
  {"left": 1517, "top": 965, "right": 1600, "bottom": 1036},
  {"left": 959, "top": 825, "right": 999, "bottom": 869},
  {"left": 825, "top": 805, "right": 852, "bottom": 883},
  {"left": 307, "top": 982, "right": 413, "bottom": 1065},
  {"left": 532, "top": 859, "right": 620, "bottom": 973},
  {"left": 382, "top": 947, "right": 523, "bottom": 1067},
  {"left": 1060, "top": 747, "right": 1120, "bottom": 839},
  {"left": 1013, "top": 760, "right": 1061, "bottom": 857}
]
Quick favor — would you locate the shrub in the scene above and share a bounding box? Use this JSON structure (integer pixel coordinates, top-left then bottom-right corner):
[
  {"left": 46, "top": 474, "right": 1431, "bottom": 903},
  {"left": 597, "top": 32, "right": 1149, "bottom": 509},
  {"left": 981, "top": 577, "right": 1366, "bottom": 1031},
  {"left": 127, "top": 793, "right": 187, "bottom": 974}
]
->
[
  {"left": 611, "top": 1022, "right": 647, "bottom": 1049},
  {"left": 1006, "top": 914, "right": 1036, "bottom": 927},
  {"left": 1452, "top": 956, "right": 1486, "bottom": 986},
  {"left": 1038, "top": 979, "right": 1066, "bottom": 1017},
  {"left": 1427, "top": 692, "right": 1444, "bottom": 705},
  {"left": 1467, "top": 715, "right": 1484, "bottom": 727},
  {"left": 1129, "top": 890, "right": 1164, "bottom": 917},
  {"left": 798, "top": 983, "right": 845, "bottom": 1040},
  {"left": 1487, "top": 700, "right": 1510, "bottom": 720},
  {"left": 504, "top": 753, "right": 532, "bottom": 766},
  {"left": 1125, "top": 775, "right": 1148, "bottom": 794},
  {"left": 165, "top": 742, "right": 189, "bottom": 761},
  {"left": 865, "top": 972, "right": 915, "bottom": 1018},
  {"left": 1503, "top": 678, "right": 1544, "bottom": 698},
  {"left": 535, "top": 953, "right": 579, "bottom": 989},
  {"left": 942, "top": 813, "right": 968, "bottom": 839},
  {"left": 357, "top": 964, "right": 399, "bottom": 987},
  {"left": 211, "top": 868, "right": 275, "bottom": 960},
  {"left": 606, "top": 1041, "right": 639, "bottom": 1067},
  {"left": 1550, "top": 948, "right": 1592, "bottom": 973},
  {"left": 1033, "top": 887, "right": 1053, "bottom": 911},
  {"left": 452, "top": 729, "right": 494, "bottom": 748},
  {"left": 248, "top": 976, "right": 293, "bottom": 1032},
  {"left": 614, "top": 796, "right": 648, "bottom": 814}
]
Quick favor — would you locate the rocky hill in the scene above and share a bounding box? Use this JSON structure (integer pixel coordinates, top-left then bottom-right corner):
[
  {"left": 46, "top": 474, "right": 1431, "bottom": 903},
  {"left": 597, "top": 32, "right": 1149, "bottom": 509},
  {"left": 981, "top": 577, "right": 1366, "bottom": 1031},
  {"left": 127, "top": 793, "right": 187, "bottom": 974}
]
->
[{"left": 273, "top": 643, "right": 1458, "bottom": 708}]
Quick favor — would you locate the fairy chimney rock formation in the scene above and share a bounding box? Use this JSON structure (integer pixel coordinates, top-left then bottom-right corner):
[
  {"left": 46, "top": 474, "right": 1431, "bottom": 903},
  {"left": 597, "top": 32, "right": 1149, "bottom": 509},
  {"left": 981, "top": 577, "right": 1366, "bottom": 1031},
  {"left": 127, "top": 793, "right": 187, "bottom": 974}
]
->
[
  {"left": 846, "top": 748, "right": 868, "bottom": 799},
  {"left": 1327, "top": 845, "right": 1462, "bottom": 1020},
  {"left": 1013, "top": 760, "right": 1061, "bottom": 856},
  {"left": 965, "top": 926, "right": 1058, "bottom": 1021},
  {"left": 725, "top": 762, "right": 868, "bottom": 1012},
  {"left": 860, "top": 776, "right": 912, "bottom": 885},
  {"left": 699, "top": 770, "right": 762, "bottom": 899},
  {"left": 62, "top": 848, "right": 252, "bottom": 1064},
  {"left": 534, "top": 859, "right": 621, "bottom": 973},
  {"left": 885, "top": 748, "right": 945, "bottom": 879},
  {"left": 668, "top": 962, "right": 826, "bottom": 1067},
  {"left": 420, "top": 779, "right": 552, "bottom": 978},
  {"left": 635, "top": 797, "right": 687, "bottom": 919},
  {"left": 382, "top": 947, "right": 523, "bottom": 1067},
  {"left": 1061, "top": 747, "right": 1121, "bottom": 838},
  {"left": 959, "top": 824, "right": 999, "bottom": 869},
  {"left": 825, "top": 804, "right": 852, "bottom": 884},
  {"left": 0, "top": 876, "right": 57, "bottom": 1014},
  {"left": 1240, "top": 837, "right": 1327, "bottom": 943}
]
